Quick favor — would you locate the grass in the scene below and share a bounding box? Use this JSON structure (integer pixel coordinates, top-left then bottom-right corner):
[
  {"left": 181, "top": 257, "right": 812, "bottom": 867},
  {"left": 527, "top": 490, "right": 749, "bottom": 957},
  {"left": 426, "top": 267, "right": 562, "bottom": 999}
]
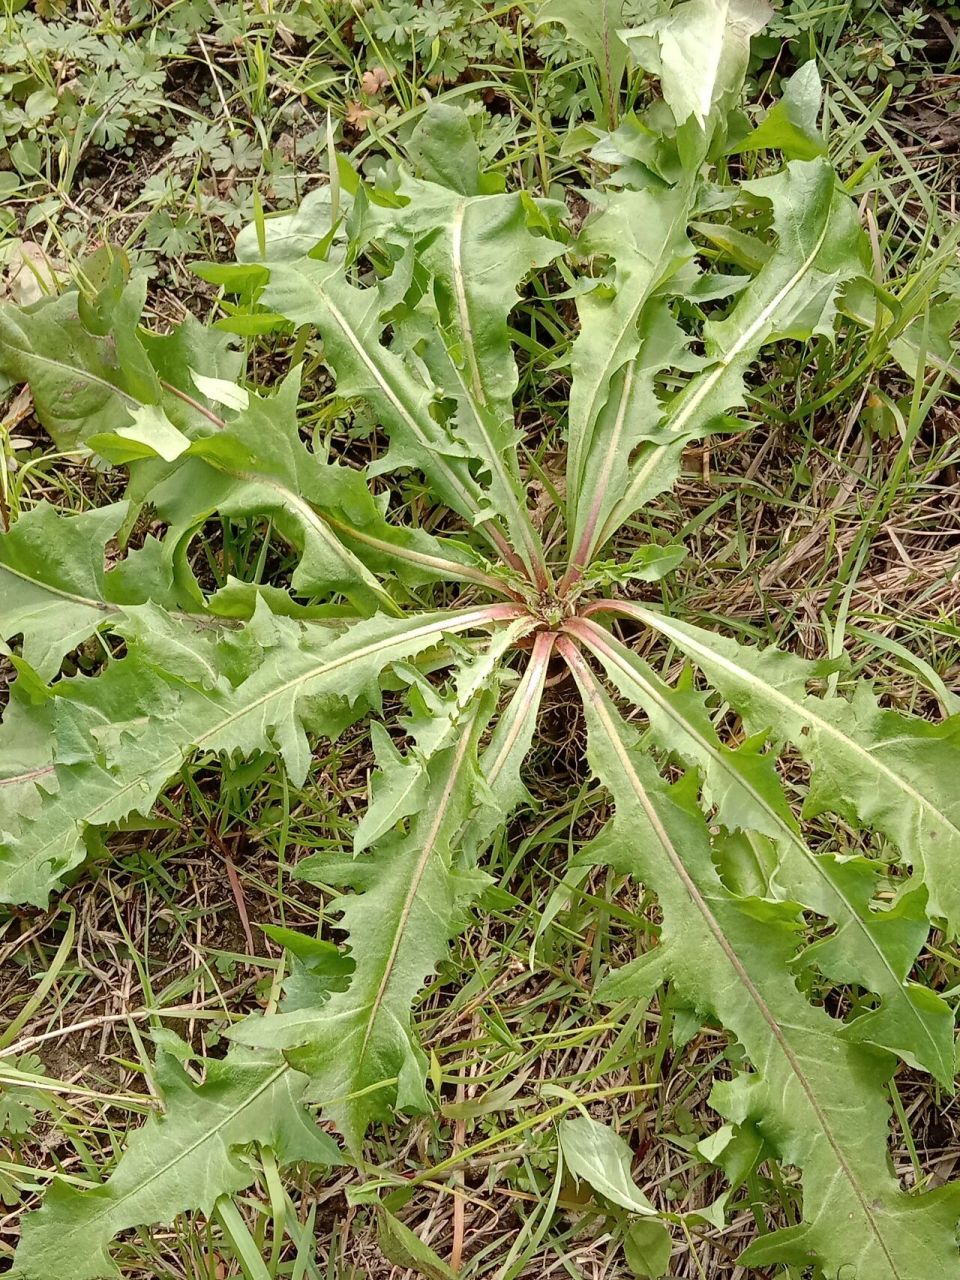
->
[{"left": 2, "top": 1, "right": 960, "bottom": 1277}]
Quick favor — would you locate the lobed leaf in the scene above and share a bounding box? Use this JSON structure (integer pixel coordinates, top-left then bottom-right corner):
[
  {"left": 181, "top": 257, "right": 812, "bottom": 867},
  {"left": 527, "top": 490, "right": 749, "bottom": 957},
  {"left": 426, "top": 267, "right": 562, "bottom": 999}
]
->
[
  {"left": 230, "top": 624, "right": 543, "bottom": 1147},
  {"left": 105, "top": 367, "right": 478, "bottom": 616},
  {"left": 11, "top": 1047, "right": 339, "bottom": 1280},
  {"left": 246, "top": 708, "right": 490, "bottom": 1148},
  {"left": 621, "top": 0, "right": 771, "bottom": 130},
  {"left": 594, "top": 602, "right": 960, "bottom": 935},
  {"left": 562, "top": 637, "right": 960, "bottom": 1280},
  {"left": 0, "top": 287, "right": 150, "bottom": 451},
  {"left": 564, "top": 185, "right": 700, "bottom": 573},
  {"left": 570, "top": 617, "right": 956, "bottom": 1084},
  {"left": 0, "top": 602, "right": 518, "bottom": 906},
  {"left": 590, "top": 156, "right": 865, "bottom": 558},
  {"left": 0, "top": 285, "right": 240, "bottom": 451},
  {"left": 259, "top": 256, "right": 521, "bottom": 566},
  {"left": 0, "top": 502, "right": 178, "bottom": 678},
  {"left": 2, "top": 5, "right": 958, "bottom": 1273},
  {"left": 370, "top": 155, "right": 563, "bottom": 584}
]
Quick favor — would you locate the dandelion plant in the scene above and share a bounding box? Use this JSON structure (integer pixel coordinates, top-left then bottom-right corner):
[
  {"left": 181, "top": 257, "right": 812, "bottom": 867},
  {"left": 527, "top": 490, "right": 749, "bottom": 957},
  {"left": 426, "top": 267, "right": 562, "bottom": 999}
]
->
[{"left": 2, "top": 4, "right": 959, "bottom": 1277}]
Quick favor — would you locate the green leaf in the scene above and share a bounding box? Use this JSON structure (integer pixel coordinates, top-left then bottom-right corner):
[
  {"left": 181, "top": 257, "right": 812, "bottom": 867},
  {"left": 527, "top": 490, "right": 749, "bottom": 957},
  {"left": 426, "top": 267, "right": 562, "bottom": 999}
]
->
[
  {"left": 241, "top": 704, "right": 490, "bottom": 1146},
  {"left": 558, "top": 1115, "right": 657, "bottom": 1214},
  {"left": 0, "top": 277, "right": 498, "bottom": 619},
  {"left": 0, "top": 293, "right": 145, "bottom": 450},
  {"left": 842, "top": 276, "right": 960, "bottom": 384},
  {"left": 260, "top": 257, "right": 510, "bottom": 557},
  {"left": 106, "top": 404, "right": 191, "bottom": 462},
  {"left": 561, "top": 638, "right": 960, "bottom": 1279},
  {"left": 139, "top": 313, "right": 244, "bottom": 429},
  {"left": 229, "top": 647, "right": 511, "bottom": 1144},
  {"left": 606, "top": 603, "right": 960, "bottom": 938},
  {"left": 728, "top": 61, "right": 826, "bottom": 160},
  {"left": 215, "top": 1197, "right": 275, "bottom": 1280},
  {"left": 103, "top": 367, "right": 503, "bottom": 613},
  {"left": 189, "top": 368, "right": 249, "bottom": 411},
  {"left": 260, "top": 924, "right": 353, "bottom": 1008},
  {"left": 572, "top": 617, "right": 956, "bottom": 1084},
  {"left": 0, "top": 502, "right": 180, "bottom": 679},
  {"left": 0, "top": 602, "right": 517, "bottom": 906},
  {"left": 624, "top": 1218, "right": 673, "bottom": 1278},
  {"left": 376, "top": 1205, "right": 458, "bottom": 1280},
  {"left": 354, "top": 626, "right": 524, "bottom": 850},
  {"left": 621, "top": 0, "right": 771, "bottom": 129},
  {"left": 0, "top": 289, "right": 240, "bottom": 452},
  {"left": 564, "top": 187, "right": 698, "bottom": 569},
  {"left": 373, "top": 148, "right": 563, "bottom": 583},
  {"left": 595, "top": 156, "right": 865, "bottom": 550},
  {"left": 581, "top": 542, "right": 687, "bottom": 589},
  {"left": 232, "top": 187, "right": 345, "bottom": 263},
  {"left": 0, "top": 1056, "right": 53, "bottom": 1138},
  {"left": 460, "top": 630, "right": 554, "bottom": 861},
  {"left": 11, "top": 1048, "right": 339, "bottom": 1280},
  {"left": 109, "top": 370, "right": 399, "bottom": 616},
  {"left": 4, "top": 15, "right": 959, "bottom": 1273},
  {"left": 228, "top": 624, "right": 542, "bottom": 1147},
  {"left": 405, "top": 103, "right": 500, "bottom": 197}
]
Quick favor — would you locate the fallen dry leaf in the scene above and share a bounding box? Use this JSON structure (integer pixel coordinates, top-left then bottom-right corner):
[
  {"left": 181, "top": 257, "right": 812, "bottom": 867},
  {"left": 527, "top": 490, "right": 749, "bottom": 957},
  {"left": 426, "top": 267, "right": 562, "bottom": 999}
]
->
[
  {"left": 3, "top": 241, "right": 65, "bottom": 306},
  {"left": 361, "top": 65, "right": 391, "bottom": 96},
  {"left": 1, "top": 385, "right": 33, "bottom": 433},
  {"left": 345, "top": 100, "right": 375, "bottom": 131}
]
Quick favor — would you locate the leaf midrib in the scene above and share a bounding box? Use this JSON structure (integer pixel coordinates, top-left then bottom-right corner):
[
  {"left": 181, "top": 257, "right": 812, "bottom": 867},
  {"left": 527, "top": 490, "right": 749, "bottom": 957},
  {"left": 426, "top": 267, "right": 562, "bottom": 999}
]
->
[
  {"left": 0, "top": 561, "right": 115, "bottom": 614},
  {"left": 568, "top": 359, "right": 637, "bottom": 568},
  {"left": 349, "top": 633, "right": 547, "bottom": 1078},
  {"left": 568, "top": 206, "right": 687, "bottom": 500},
  {"left": 484, "top": 631, "right": 554, "bottom": 780},
  {"left": 451, "top": 202, "right": 486, "bottom": 407},
  {"left": 3, "top": 349, "right": 136, "bottom": 413},
  {"left": 7, "top": 346, "right": 506, "bottom": 600}
]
